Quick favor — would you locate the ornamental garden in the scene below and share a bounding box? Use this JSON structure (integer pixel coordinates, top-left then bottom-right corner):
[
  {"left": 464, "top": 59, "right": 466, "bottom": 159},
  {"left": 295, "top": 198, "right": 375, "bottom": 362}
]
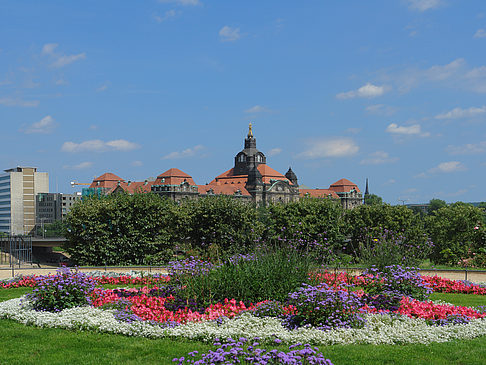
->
[{"left": 1, "top": 194, "right": 486, "bottom": 364}]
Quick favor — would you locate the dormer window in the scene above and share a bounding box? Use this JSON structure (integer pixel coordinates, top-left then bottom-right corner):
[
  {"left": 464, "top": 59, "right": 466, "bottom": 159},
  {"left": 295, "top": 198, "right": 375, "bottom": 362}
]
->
[{"left": 238, "top": 154, "right": 246, "bottom": 162}]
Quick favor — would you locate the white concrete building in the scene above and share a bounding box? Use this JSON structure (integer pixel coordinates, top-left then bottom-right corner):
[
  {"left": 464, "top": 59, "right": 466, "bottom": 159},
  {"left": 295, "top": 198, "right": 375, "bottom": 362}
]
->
[{"left": 0, "top": 167, "right": 49, "bottom": 235}]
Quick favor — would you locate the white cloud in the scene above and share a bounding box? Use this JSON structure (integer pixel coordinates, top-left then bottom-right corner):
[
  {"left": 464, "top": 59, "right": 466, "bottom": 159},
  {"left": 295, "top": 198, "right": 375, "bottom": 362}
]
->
[
  {"left": 52, "top": 53, "right": 86, "bottom": 68},
  {"left": 0, "top": 97, "right": 39, "bottom": 107},
  {"left": 474, "top": 29, "right": 486, "bottom": 38},
  {"left": 162, "top": 145, "right": 205, "bottom": 159},
  {"left": 298, "top": 137, "right": 359, "bottom": 159},
  {"left": 365, "top": 104, "right": 397, "bottom": 116},
  {"left": 158, "top": 0, "right": 200, "bottom": 5},
  {"left": 345, "top": 128, "right": 361, "bottom": 134},
  {"left": 386, "top": 123, "right": 430, "bottom": 137},
  {"left": 41, "top": 43, "right": 86, "bottom": 68},
  {"left": 435, "top": 106, "right": 486, "bottom": 119},
  {"left": 447, "top": 141, "right": 486, "bottom": 155},
  {"left": 336, "top": 83, "right": 387, "bottom": 99},
  {"left": 96, "top": 82, "right": 110, "bottom": 92},
  {"left": 154, "top": 10, "right": 177, "bottom": 23},
  {"left": 63, "top": 161, "right": 93, "bottom": 170},
  {"left": 406, "top": 0, "right": 442, "bottom": 12},
  {"left": 429, "top": 161, "right": 466, "bottom": 173},
  {"left": 22, "top": 115, "right": 56, "bottom": 134},
  {"left": 360, "top": 151, "right": 398, "bottom": 165},
  {"left": 245, "top": 105, "right": 271, "bottom": 113},
  {"left": 62, "top": 139, "right": 140, "bottom": 153},
  {"left": 131, "top": 160, "right": 143, "bottom": 167},
  {"left": 426, "top": 58, "right": 465, "bottom": 81},
  {"left": 267, "top": 148, "right": 282, "bottom": 157},
  {"left": 219, "top": 26, "right": 241, "bottom": 42},
  {"left": 42, "top": 43, "right": 58, "bottom": 55}
]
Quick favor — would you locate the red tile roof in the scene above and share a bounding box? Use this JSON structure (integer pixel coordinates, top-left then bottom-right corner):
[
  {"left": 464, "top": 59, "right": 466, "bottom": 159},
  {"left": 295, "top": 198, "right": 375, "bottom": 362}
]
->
[
  {"left": 299, "top": 189, "right": 339, "bottom": 199},
  {"left": 154, "top": 168, "right": 196, "bottom": 186},
  {"left": 329, "top": 178, "right": 360, "bottom": 193},
  {"left": 89, "top": 172, "right": 125, "bottom": 188},
  {"left": 211, "top": 164, "right": 293, "bottom": 185},
  {"left": 198, "top": 184, "right": 251, "bottom": 196}
]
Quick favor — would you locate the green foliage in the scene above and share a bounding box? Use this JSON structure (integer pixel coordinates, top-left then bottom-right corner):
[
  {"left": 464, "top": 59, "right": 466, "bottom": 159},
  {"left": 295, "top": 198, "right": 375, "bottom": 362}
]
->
[
  {"left": 65, "top": 193, "right": 178, "bottom": 265},
  {"left": 364, "top": 194, "right": 383, "bottom": 206},
  {"left": 36, "top": 220, "right": 66, "bottom": 237},
  {"left": 177, "top": 196, "right": 263, "bottom": 255},
  {"left": 263, "top": 197, "right": 346, "bottom": 261},
  {"left": 344, "top": 204, "right": 429, "bottom": 261},
  {"left": 428, "top": 199, "right": 447, "bottom": 215},
  {"left": 426, "top": 203, "right": 486, "bottom": 264},
  {"left": 172, "top": 245, "right": 313, "bottom": 307},
  {"left": 357, "top": 229, "right": 433, "bottom": 271}
]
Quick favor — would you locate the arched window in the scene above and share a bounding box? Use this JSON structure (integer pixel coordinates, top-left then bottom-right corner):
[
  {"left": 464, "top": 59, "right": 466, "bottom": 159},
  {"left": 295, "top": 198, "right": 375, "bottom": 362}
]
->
[{"left": 238, "top": 154, "right": 246, "bottom": 162}]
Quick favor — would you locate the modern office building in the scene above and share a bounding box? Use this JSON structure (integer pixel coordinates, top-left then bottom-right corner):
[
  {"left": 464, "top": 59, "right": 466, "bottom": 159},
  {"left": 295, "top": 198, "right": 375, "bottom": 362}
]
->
[
  {"left": 36, "top": 192, "right": 81, "bottom": 225},
  {"left": 0, "top": 167, "right": 49, "bottom": 235}
]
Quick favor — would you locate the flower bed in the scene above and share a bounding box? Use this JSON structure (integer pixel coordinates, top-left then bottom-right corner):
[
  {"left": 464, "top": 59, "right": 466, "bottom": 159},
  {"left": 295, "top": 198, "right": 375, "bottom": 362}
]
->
[{"left": 1, "top": 264, "right": 486, "bottom": 365}]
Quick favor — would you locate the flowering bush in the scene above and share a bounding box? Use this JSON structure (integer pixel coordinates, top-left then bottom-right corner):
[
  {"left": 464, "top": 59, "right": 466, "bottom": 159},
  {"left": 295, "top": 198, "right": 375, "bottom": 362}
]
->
[
  {"left": 24, "top": 267, "right": 96, "bottom": 312},
  {"left": 361, "top": 265, "right": 431, "bottom": 301},
  {"left": 422, "top": 276, "right": 486, "bottom": 295},
  {"left": 173, "top": 338, "right": 334, "bottom": 364},
  {"left": 249, "top": 300, "right": 296, "bottom": 318},
  {"left": 398, "top": 297, "right": 486, "bottom": 324},
  {"left": 286, "top": 283, "right": 364, "bottom": 331}
]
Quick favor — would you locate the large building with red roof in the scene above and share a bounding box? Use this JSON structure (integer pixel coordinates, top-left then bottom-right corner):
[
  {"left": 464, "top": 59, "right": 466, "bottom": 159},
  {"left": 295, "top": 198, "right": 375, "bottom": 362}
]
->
[{"left": 85, "top": 125, "right": 363, "bottom": 208}]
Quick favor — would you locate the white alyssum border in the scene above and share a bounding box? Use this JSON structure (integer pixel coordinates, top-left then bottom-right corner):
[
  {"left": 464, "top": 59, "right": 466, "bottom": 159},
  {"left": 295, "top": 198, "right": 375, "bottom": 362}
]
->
[{"left": 1, "top": 297, "right": 486, "bottom": 345}]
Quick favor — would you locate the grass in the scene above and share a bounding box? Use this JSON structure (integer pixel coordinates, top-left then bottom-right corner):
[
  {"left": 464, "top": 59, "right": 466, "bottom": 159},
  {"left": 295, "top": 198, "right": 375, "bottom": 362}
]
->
[{"left": 0, "top": 283, "right": 485, "bottom": 364}]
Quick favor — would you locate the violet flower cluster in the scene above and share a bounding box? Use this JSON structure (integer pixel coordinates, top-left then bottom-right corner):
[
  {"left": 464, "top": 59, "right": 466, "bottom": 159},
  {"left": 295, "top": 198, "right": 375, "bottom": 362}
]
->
[
  {"left": 173, "top": 337, "right": 334, "bottom": 364},
  {"left": 362, "top": 265, "right": 432, "bottom": 302},
  {"left": 286, "top": 283, "right": 365, "bottom": 331},
  {"left": 24, "top": 267, "right": 96, "bottom": 312}
]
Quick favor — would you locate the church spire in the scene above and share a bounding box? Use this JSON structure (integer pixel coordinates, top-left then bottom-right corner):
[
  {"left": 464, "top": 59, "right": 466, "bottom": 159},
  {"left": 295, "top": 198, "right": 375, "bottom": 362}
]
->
[{"left": 364, "top": 178, "right": 369, "bottom": 196}]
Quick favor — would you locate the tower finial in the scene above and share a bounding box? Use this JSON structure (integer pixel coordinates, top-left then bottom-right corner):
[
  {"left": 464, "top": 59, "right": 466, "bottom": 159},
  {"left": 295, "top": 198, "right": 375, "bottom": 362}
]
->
[{"left": 248, "top": 122, "right": 253, "bottom": 138}]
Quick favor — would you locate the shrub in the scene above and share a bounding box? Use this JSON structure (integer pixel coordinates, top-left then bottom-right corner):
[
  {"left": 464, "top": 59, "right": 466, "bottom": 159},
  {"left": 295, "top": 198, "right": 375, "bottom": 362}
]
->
[
  {"left": 24, "top": 267, "right": 96, "bottom": 312},
  {"left": 361, "top": 265, "right": 431, "bottom": 303},
  {"left": 344, "top": 204, "right": 430, "bottom": 262},
  {"left": 177, "top": 196, "right": 264, "bottom": 254},
  {"left": 168, "top": 244, "right": 313, "bottom": 307},
  {"left": 356, "top": 228, "right": 433, "bottom": 271},
  {"left": 263, "top": 198, "right": 346, "bottom": 261},
  {"left": 285, "top": 282, "right": 364, "bottom": 331},
  {"left": 426, "top": 203, "right": 486, "bottom": 264},
  {"left": 65, "top": 193, "right": 178, "bottom": 265}
]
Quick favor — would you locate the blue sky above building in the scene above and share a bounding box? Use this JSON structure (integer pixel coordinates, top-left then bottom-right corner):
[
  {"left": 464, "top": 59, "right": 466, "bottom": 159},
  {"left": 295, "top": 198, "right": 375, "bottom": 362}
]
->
[{"left": 1, "top": 0, "right": 486, "bottom": 203}]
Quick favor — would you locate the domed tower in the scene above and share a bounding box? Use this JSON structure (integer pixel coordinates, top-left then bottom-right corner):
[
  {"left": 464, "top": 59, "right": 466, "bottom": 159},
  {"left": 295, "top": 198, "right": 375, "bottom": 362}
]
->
[
  {"left": 233, "top": 123, "right": 267, "bottom": 175},
  {"left": 285, "top": 167, "right": 298, "bottom": 186}
]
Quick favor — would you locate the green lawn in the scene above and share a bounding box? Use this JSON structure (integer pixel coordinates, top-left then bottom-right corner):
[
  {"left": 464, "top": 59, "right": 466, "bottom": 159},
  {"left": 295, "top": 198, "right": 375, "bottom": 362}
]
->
[{"left": 0, "top": 288, "right": 485, "bottom": 364}]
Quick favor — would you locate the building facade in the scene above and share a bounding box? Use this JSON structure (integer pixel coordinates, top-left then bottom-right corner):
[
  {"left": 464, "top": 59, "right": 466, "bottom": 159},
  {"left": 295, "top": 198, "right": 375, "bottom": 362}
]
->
[
  {"left": 36, "top": 192, "right": 82, "bottom": 225},
  {"left": 84, "top": 125, "right": 362, "bottom": 208},
  {"left": 0, "top": 167, "right": 49, "bottom": 235}
]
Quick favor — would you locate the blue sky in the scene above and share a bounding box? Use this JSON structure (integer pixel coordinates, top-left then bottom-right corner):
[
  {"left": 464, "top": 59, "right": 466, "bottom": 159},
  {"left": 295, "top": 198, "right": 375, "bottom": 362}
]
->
[{"left": 1, "top": 0, "right": 486, "bottom": 204}]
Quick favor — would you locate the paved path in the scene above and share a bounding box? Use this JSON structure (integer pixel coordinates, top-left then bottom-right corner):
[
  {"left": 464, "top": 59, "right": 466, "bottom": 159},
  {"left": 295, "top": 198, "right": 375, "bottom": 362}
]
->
[{"left": 1, "top": 265, "right": 485, "bottom": 283}]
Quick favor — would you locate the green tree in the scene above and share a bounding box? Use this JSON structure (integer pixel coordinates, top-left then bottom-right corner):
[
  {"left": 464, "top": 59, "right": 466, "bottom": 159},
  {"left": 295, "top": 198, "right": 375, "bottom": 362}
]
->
[
  {"left": 263, "top": 197, "right": 346, "bottom": 259},
  {"left": 177, "top": 195, "right": 263, "bottom": 256},
  {"left": 426, "top": 203, "right": 486, "bottom": 264},
  {"left": 64, "top": 193, "right": 178, "bottom": 265},
  {"left": 364, "top": 194, "right": 383, "bottom": 206},
  {"left": 428, "top": 198, "right": 447, "bottom": 215},
  {"left": 344, "top": 204, "right": 430, "bottom": 261}
]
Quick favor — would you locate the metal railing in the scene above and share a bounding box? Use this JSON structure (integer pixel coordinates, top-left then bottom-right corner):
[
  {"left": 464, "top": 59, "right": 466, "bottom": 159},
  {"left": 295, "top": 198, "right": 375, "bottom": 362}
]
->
[{"left": 0, "top": 235, "right": 33, "bottom": 276}]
